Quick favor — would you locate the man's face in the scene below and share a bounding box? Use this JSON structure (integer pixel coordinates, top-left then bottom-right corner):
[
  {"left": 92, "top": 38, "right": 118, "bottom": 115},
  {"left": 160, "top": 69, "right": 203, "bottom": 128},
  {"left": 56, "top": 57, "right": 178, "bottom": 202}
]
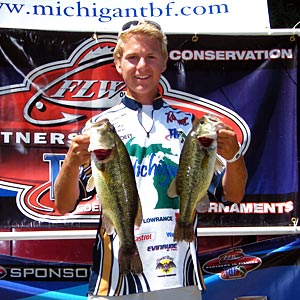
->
[{"left": 115, "top": 33, "right": 167, "bottom": 104}]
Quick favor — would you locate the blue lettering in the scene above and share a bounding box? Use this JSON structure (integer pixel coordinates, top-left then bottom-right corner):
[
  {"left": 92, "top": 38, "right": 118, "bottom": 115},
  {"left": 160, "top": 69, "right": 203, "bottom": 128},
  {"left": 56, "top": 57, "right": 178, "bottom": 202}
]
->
[
  {"left": 148, "top": 153, "right": 158, "bottom": 175},
  {"left": 166, "top": 232, "right": 174, "bottom": 237},
  {"left": 147, "top": 243, "right": 177, "bottom": 251},
  {"left": 169, "top": 128, "right": 179, "bottom": 139},
  {"left": 133, "top": 160, "right": 142, "bottom": 176},
  {"left": 132, "top": 153, "right": 178, "bottom": 186},
  {"left": 43, "top": 153, "right": 66, "bottom": 200},
  {"left": 141, "top": 165, "right": 148, "bottom": 177},
  {"left": 133, "top": 154, "right": 162, "bottom": 177}
]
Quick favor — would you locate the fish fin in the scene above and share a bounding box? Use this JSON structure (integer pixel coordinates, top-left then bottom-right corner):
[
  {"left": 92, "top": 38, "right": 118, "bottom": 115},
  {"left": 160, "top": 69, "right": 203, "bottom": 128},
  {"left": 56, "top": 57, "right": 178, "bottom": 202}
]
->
[
  {"left": 134, "top": 197, "right": 143, "bottom": 227},
  {"left": 215, "top": 156, "right": 225, "bottom": 174},
  {"left": 167, "top": 179, "right": 178, "bottom": 198},
  {"left": 196, "top": 193, "right": 210, "bottom": 213},
  {"left": 119, "top": 244, "right": 143, "bottom": 275},
  {"left": 174, "top": 221, "right": 195, "bottom": 243},
  {"left": 102, "top": 211, "right": 115, "bottom": 235},
  {"left": 86, "top": 176, "right": 95, "bottom": 192}
]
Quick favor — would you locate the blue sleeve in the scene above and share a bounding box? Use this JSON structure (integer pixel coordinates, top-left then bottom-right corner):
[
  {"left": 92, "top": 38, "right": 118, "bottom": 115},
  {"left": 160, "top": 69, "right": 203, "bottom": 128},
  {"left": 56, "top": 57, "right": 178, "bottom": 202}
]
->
[
  {"left": 208, "top": 169, "right": 232, "bottom": 205},
  {"left": 78, "top": 162, "right": 96, "bottom": 200},
  {"left": 70, "top": 161, "right": 95, "bottom": 212}
]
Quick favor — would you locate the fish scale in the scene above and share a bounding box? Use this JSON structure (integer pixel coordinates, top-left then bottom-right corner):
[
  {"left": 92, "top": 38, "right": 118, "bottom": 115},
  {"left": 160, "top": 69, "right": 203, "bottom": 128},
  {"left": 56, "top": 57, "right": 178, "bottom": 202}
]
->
[
  {"left": 168, "top": 114, "right": 219, "bottom": 243},
  {"left": 85, "top": 119, "right": 143, "bottom": 275}
]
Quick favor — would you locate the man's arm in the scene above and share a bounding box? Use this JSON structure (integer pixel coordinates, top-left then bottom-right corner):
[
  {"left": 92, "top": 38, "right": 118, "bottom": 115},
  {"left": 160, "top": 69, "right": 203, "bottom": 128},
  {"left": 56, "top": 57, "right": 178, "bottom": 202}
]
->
[
  {"left": 54, "top": 134, "right": 90, "bottom": 214},
  {"left": 217, "top": 126, "right": 248, "bottom": 203}
]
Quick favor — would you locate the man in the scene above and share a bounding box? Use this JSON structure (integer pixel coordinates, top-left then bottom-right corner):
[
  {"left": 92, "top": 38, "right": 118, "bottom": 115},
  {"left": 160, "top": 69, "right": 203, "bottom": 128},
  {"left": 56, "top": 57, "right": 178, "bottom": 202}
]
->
[{"left": 54, "top": 20, "right": 247, "bottom": 299}]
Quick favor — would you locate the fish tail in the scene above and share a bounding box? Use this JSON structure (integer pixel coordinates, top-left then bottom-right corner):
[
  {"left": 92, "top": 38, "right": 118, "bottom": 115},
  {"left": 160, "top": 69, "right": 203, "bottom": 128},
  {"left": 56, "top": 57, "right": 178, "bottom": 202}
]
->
[
  {"left": 174, "top": 221, "right": 194, "bottom": 243},
  {"left": 118, "top": 244, "right": 143, "bottom": 275}
]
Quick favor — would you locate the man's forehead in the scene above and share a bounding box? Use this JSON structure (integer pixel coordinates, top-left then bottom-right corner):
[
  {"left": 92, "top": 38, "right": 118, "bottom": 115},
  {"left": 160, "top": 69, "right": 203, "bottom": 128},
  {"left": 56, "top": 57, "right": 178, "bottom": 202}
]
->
[{"left": 122, "top": 35, "right": 161, "bottom": 53}]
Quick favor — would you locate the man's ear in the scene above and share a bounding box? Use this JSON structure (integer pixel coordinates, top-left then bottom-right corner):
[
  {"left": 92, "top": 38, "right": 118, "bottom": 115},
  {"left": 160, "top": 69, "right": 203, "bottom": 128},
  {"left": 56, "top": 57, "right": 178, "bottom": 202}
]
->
[{"left": 114, "top": 59, "right": 122, "bottom": 75}]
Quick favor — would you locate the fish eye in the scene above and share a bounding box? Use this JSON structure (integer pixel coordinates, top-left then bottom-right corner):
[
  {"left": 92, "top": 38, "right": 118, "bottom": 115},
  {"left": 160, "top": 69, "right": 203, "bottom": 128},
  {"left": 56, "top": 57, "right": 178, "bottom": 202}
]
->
[{"left": 107, "top": 125, "right": 116, "bottom": 133}]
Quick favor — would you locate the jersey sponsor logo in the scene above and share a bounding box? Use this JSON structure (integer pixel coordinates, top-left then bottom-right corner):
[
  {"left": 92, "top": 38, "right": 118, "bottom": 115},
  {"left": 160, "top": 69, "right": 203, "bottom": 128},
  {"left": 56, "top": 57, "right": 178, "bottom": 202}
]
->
[
  {"left": 132, "top": 152, "right": 176, "bottom": 178},
  {"left": 135, "top": 232, "right": 155, "bottom": 242},
  {"left": 155, "top": 256, "right": 176, "bottom": 276},
  {"left": 129, "top": 144, "right": 180, "bottom": 209},
  {"left": 0, "top": 35, "right": 250, "bottom": 224},
  {"left": 166, "top": 231, "right": 174, "bottom": 238},
  {"left": 165, "top": 128, "right": 186, "bottom": 141},
  {"left": 165, "top": 111, "right": 189, "bottom": 125},
  {"left": 147, "top": 243, "right": 177, "bottom": 252},
  {"left": 202, "top": 249, "right": 262, "bottom": 280},
  {"left": 143, "top": 216, "right": 173, "bottom": 223}
]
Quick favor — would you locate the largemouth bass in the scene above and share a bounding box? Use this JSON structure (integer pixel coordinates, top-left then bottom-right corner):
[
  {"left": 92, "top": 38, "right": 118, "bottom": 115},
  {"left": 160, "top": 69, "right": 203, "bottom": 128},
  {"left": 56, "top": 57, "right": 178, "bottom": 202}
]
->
[
  {"left": 84, "top": 119, "right": 143, "bottom": 275},
  {"left": 168, "top": 114, "right": 221, "bottom": 243}
]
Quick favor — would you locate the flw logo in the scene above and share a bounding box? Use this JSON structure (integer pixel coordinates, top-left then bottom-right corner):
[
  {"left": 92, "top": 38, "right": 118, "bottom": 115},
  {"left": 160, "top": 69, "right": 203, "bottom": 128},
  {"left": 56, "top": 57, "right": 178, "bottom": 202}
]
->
[{"left": 0, "top": 35, "right": 251, "bottom": 224}]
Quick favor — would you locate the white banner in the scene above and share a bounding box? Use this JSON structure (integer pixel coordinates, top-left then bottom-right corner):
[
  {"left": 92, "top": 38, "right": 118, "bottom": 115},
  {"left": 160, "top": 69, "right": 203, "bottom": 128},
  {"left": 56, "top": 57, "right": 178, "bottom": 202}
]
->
[{"left": 0, "top": 0, "right": 270, "bottom": 34}]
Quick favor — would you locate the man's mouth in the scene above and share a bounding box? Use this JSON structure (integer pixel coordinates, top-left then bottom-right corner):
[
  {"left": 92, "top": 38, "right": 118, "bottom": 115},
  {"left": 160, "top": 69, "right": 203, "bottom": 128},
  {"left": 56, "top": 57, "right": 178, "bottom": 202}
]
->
[{"left": 135, "top": 75, "right": 150, "bottom": 79}]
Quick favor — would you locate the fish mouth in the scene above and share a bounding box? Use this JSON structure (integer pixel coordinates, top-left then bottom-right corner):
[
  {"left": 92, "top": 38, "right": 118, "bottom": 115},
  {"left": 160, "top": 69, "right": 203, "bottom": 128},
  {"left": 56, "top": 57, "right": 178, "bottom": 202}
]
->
[
  {"left": 93, "top": 148, "right": 113, "bottom": 161},
  {"left": 198, "top": 137, "right": 214, "bottom": 147}
]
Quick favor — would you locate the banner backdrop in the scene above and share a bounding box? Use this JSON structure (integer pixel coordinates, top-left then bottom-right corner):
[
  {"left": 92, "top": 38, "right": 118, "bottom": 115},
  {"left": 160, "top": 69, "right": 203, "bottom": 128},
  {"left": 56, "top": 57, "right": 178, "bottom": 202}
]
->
[
  {"left": 200, "top": 234, "right": 300, "bottom": 300},
  {"left": 1, "top": 234, "right": 300, "bottom": 299},
  {"left": 0, "top": 254, "right": 90, "bottom": 299},
  {"left": 0, "top": 0, "right": 270, "bottom": 33},
  {"left": 0, "top": 29, "right": 298, "bottom": 228}
]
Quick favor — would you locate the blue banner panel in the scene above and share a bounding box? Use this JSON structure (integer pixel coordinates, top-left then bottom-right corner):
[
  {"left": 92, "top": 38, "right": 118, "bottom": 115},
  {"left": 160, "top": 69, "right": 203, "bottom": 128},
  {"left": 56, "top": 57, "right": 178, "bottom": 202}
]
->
[
  {"left": 1, "top": 235, "right": 300, "bottom": 299},
  {"left": 200, "top": 234, "right": 300, "bottom": 300},
  {"left": 0, "top": 254, "right": 89, "bottom": 299}
]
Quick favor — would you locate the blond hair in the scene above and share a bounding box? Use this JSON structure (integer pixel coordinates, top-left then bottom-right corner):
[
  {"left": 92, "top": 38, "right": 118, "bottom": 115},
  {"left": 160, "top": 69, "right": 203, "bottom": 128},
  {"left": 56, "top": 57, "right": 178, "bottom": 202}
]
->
[{"left": 113, "top": 21, "right": 168, "bottom": 62}]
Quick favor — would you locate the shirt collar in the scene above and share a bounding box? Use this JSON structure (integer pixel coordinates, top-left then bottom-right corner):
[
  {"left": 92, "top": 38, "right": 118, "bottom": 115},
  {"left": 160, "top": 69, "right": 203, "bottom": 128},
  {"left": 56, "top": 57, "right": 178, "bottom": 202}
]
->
[{"left": 121, "top": 93, "right": 164, "bottom": 111}]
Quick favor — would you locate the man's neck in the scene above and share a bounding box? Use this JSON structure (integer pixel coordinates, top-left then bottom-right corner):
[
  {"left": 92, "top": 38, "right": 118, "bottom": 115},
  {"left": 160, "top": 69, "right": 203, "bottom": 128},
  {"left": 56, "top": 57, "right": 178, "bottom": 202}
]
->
[{"left": 126, "top": 91, "right": 159, "bottom": 105}]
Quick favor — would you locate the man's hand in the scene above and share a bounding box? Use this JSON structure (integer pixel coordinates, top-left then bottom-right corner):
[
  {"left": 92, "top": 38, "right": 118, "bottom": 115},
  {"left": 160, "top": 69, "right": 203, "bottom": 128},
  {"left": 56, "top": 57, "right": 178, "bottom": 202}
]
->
[
  {"left": 215, "top": 122, "right": 247, "bottom": 203},
  {"left": 54, "top": 134, "right": 91, "bottom": 214},
  {"left": 217, "top": 124, "right": 240, "bottom": 162},
  {"left": 66, "top": 134, "right": 91, "bottom": 167}
]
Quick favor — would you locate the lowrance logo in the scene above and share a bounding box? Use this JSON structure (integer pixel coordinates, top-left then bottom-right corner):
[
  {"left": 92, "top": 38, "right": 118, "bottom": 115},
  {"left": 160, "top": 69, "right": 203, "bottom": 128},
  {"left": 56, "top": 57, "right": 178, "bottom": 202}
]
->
[{"left": 143, "top": 216, "right": 173, "bottom": 223}]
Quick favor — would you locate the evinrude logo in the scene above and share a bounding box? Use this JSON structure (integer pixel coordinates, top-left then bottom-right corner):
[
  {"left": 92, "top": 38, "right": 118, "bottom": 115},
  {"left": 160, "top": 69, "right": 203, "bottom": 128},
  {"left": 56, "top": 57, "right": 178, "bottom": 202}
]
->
[{"left": 0, "top": 35, "right": 250, "bottom": 223}]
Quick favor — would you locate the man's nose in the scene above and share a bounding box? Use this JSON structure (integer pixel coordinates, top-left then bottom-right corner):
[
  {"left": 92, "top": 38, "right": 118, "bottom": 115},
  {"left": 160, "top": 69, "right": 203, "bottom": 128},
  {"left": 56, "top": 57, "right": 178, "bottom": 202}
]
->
[{"left": 137, "top": 57, "right": 147, "bottom": 68}]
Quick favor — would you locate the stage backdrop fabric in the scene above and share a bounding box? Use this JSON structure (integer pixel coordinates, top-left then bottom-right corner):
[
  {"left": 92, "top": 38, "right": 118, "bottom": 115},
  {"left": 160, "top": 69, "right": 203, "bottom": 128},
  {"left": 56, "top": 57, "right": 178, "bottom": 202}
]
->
[
  {"left": 0, "top": 30, "right": 298, "bottom": 228},
  {"left": 1, "top": 234, "right": 300, "bottom": 300}
]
